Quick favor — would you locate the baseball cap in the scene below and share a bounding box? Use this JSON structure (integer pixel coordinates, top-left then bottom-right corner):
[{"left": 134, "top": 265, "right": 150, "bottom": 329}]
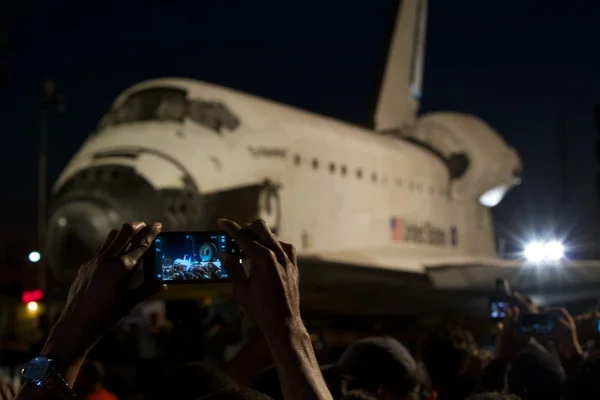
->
[
  {"left": 507, "top": 339, "right": 565, "bottom": 399},
  {"left": 152, "top": 362, "right": 238, "bottom": 400},
  {"left": 336, "top": 336, "right": 421, "bottom": 395},
  {"left": 199, "top": 388, "right": 273, "bottom": 400}
]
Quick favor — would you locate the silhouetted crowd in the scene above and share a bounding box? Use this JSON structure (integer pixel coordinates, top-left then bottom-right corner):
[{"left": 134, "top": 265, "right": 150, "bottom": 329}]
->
[{"left": 2, "top": 219, "right": 600, "bottom": 400}]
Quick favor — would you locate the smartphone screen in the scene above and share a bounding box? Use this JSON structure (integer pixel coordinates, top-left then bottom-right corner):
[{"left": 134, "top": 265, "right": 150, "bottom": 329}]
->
[
  {"left": 490, "top": 296, "right": 511, "bottom": 321},
  {"left": 596, "top": 318, "right": 600, "bottom": 333},
  {"left": 490, "top": 279, "right": 511, "bottom": 321},
  {"left": 144, "top": 231, "right": 240, "bottom": 283},
  {"left": 517, "top": 313, "right": 556, "bottom": 335}
]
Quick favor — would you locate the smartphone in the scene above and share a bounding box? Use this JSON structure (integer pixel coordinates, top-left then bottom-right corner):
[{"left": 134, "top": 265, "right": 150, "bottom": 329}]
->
[
  {"left": 495, "top": 278, "right": 511, "bottom": 294},
  {"left": 144, "top": 231, "right": 241, "bottom": 283},
  {"left": 490, "top": 279, "right": 511, "bottom": 321},
  {"left": 596, "top": 318, "right": 600, "bottom": 333},
  {"left": 517, "top": 313, "right": 557, "bottom": 335}
]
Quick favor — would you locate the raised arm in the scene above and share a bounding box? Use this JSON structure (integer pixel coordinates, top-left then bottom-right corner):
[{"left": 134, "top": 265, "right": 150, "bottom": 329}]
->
[
  {"left": 17, "top": 222, "right": 163, "bottom": 400},
  {"left": 219, "top": 219, "right": 332, "bottom": 400}
]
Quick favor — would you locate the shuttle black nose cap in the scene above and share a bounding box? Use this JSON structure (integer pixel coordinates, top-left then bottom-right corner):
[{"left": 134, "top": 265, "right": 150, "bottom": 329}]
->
[{"left": 46, "top": 200, "right": 118, "bottom": 280}]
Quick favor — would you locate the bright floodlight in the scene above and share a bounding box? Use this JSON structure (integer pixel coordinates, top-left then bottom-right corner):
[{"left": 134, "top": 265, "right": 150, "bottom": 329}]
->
[
  {"left": 524, "top": 242, "right": 545, "bottom": 262},
  {"left": 544, "top": 241, "right": 565, "bottom": 261},
  {"left": 28, "top": 251, "right": 41, "bottom": 263},
  {"left": 27, "top": 301, "right": 38, "bottom": 312}
]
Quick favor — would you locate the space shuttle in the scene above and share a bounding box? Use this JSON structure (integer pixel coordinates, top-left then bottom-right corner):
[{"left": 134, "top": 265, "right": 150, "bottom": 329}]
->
[{"left": 46, "top": 1, "right": 598, "bottom": 315}]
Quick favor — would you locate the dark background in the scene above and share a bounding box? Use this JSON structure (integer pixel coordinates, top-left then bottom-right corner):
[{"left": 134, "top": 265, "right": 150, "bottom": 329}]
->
[{"left": 1, "top": 0, "right": 600, "bottom": 261}]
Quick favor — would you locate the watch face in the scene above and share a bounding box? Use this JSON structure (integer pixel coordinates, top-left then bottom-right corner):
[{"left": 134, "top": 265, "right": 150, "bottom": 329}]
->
[{"left": 22, "top": 357, "right": 52, "bottom": 382}]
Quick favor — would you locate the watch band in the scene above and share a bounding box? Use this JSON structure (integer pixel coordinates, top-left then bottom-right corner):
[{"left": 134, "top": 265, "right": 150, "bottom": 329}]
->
[{"left": 43, "top": 364, "right": 77, "bottom": 400}]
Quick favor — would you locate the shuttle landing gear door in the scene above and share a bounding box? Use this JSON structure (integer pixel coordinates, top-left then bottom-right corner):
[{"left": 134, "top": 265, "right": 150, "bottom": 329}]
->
[{"left": 257, "top": 182, "right": 281, "bottom": 235}]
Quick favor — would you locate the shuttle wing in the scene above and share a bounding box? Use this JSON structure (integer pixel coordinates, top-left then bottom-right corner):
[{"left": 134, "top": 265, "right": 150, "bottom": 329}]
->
[
  {"left": 293, "top": 256, "right": 600, "bottom": 316},
  {"left": 299, "top": 248, "right": 519, "bottom": 275}
]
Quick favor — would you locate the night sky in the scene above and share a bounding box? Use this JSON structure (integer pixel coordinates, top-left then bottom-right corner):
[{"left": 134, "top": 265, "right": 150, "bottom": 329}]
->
[{"left": 2, "top": 1, "right": 600, "bottom": 257}]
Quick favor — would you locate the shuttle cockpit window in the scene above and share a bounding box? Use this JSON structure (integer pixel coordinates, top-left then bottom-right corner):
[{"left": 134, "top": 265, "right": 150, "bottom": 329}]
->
[
  {"left": 188, "top": 101, "right": 240, "bottom": 133},
  {"left": 116, "top": 88, "right": 186, "bottom": 124},
  {"left": 97, "top": 87, "right": 240, "bottom": 134}
]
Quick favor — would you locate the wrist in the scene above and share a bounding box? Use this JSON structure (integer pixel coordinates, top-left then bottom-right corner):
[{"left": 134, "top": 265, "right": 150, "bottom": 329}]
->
[{"left": 40, "top": 320, "right": 89, "bottom": 385}]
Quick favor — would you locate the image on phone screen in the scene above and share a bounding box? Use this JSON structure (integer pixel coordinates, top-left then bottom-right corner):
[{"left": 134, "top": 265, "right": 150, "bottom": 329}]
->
[
  {"left": 149, "top": 232, "right": 239, "bottom": 282},
  {"left": 490, "top": 301, "right": 508, "bottom": 320},
  {"left": 518, "top": 313, "right": 555, "bottom": 335},
  {"left": 495, "top": 279, "right": 510, "bottom": 294}
]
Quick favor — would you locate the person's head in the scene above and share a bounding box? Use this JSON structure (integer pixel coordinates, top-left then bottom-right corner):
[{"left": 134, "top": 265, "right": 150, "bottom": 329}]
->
[
  {"left": 341, "top": 389, "right": 383, "bottom": 400},
  {"left": 417, "top": 324, "right": 479, "bottom": 399},
  {"left": 320, "top": 364, "right": 343, "bottom": 400},
  {"left": 151, "top": 362, "right": 237, "bottom": 400},
  {"left": 506, "top": 340, "right": 565, "bottom": 400},
  {"left": 337, "top": 336, "right": 421, "bottom": 400},
  {"left": 73, "top": 360, "right": 106, "bottom": 395},
  {"left": 251, "top": 366, "right": 283, "bottom": 400},
  {"left": 198, "top": 388, "right": 272, "bottom": 400},
  {"left": 467, "top": 393, "right": 521, "bottom": 400},
  {"left": 252, "top": 363, "right": 341, "bottom": 400},
  {"left": 564, "top": 353, "right": 600, "bottom": 399}
]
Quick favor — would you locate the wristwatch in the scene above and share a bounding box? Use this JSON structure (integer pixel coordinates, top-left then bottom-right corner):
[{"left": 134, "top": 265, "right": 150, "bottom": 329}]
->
[{"left": 21, "top": 356, "right": 77, "bottom": 399}]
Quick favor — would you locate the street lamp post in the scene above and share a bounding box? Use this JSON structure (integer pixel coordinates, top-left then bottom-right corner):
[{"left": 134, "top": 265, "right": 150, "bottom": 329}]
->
[{"left": 37, "top": 80, "right": 54, "bottom": 293}]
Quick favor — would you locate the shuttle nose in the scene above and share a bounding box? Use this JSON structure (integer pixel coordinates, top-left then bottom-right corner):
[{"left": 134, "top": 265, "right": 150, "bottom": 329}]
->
[{"left": 46, "top": 165, "right": 164, "bottom": 281}]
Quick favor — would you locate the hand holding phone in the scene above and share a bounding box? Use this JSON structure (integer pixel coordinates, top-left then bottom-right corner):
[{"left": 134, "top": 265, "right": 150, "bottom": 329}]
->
[
  {"left": 495, "top": 306, "right": 530, "bottom": 362},
  {"left": 573, "top": 311, "right": 600, "bottom": 344},
  {"left": 490, "top": 279, "right": 511, "bottom": 321},
  {"left": 517, "top": 313, "right": 558, "bottom": 335},
  {"left": 541, "top": 307, "right": 583, "bottom": 359},
  {"left": 216, "top": 219, "right": 301, "bottom": 329}
]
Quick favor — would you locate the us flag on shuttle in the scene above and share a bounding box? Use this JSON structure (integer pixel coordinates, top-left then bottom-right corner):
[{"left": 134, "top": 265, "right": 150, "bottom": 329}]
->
[{"left": 390, "top": 217, "right": 403, "bottom": 242}]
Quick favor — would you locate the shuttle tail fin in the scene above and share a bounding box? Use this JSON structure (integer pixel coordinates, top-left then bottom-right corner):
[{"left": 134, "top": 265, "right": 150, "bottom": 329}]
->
[{"left": 374, "top": 0, "right": 428, "bottom": 133}]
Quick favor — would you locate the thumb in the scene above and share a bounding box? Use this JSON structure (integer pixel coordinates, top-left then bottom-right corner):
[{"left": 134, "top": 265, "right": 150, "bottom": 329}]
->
[
  {"left": 217, "top": 219, "right": 242, "bottom": 237},
  {"left": 121, "top": 223, "right": 162, "bottom": 270}
]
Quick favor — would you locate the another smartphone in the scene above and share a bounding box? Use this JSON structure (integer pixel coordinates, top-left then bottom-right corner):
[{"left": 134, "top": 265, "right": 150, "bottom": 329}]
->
[
  {"left": 144, "top": 231, "right": 241, "bottom": 284},
  {"left": 490, "top": 279, "right": 511, "bottom": 321},
  {"left": 517, "top": 313, "right": 558, "bottom": 335}
]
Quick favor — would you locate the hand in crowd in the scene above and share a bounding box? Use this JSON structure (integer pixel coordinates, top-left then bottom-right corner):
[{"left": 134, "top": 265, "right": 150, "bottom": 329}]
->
[
  {"left": 546, "top": 307, "right": 583, "bottom": 360},
  {"left": 0, "top": 378, "right": 15, "bottom": 400},
  {"left": 41, "top": 221, "right": 164, "bottom": 385},
  {"left": 218, "top": 218, "right": 332, "bottom": 400},
  {"left": 495, "top": 307, "right": 529, "bottom": 362},
  {"left": 494, "top": 293, "right": 584, "bottom": 363},
  {"left": 574, "top": 310, "right": 600, "bottom": 345},
  {"left": 217, "top": 219, "right": 300, "bottom": 336},
  {"left": 511, "top": 292, "right": 538, "bottom": 315},
  {"left": 493, "top": 292, "right": 538, "bottom": 362}
]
